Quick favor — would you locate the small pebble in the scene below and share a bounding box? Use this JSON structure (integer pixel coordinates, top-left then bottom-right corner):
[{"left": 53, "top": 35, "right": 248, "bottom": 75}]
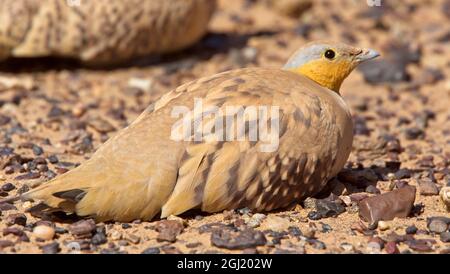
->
[
  {"left": 378, "top": 221, "right": 390, "bottom": 231},
  {"left": 428, "top": 219, "right": 448, "bottom": 234},
  {"left": 66, "top": 241, "right": 81, "bottom": 252},
  {"left": 167, "top": 215, "right": 187, "bottom": 226},
  {"left": 340, "top": 243, "right": 354, "bottom": 253},
  {"left": 440, "top": 232, "right": 450, "bottom": 243},
  {"left": 110, "top": 230, "right": 122, "bottom": 241},
  {"left": 156, "top": 220, "right": 184, "bottom": 242},
  {"left": 1, "top": 183, "right": 15, "bottom": 192},
  {"left": 41, "top": 242, "right": 60, "bottom": 254},
  {"left": 418, "top": 179, "right": 440, "bottom": 196},
  {"left": 0, "top": 203, "right": 17, "bottom": 211},
  {"left": 142, "top": 247, "right": 160, "bottom": 254},
  {"left": 0, "top": 240, "right": 14, "bottom": 249},
  {"left": 91, "top": 232, "right": 107, "bottom": 245},
  {"left": 406, "top": 239, "right": 434, "bottom": 252},
  {"left": 33, "top": 225, "right": 55, "bottom": 241},
  {"left": 405, "top": 225, "right": 418, "bottom": 234},
  {"left": 385, "top": 241, "right": 399, "bottom": 254},
  {"left": 440, "top": 187, "right": 450, "bottom": 211},
  {"left": 68, "top": 219, "right": 96, "bottom": 238},
  {"left": 366, "top": 242, "right": 381, "bottom": 253},
  {"left": 6, "top": 213, "right": 27, "bottom": 226},
  {"left": 365, "top": 185, "right": 381, "bottom": 194}
]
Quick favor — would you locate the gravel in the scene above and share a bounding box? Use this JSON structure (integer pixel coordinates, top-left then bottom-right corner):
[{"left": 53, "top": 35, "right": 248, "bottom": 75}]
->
[
  {"left": 156, "top": 220, "right": 184, "bottom": 242},
  {"left": 0, "top": 0, "right": 448, "bottom": 254},
  {"left": 427, "top": 219, "right": 448, "bottom": 234}
]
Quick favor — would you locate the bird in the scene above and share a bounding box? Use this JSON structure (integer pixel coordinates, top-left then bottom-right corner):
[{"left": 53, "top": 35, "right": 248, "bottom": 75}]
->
[
  {"left": 5, "top": 41, "right": 379, "bottom": 222},
  {"left": 0, "top": 0, "right": 216, "bottom": 65}
]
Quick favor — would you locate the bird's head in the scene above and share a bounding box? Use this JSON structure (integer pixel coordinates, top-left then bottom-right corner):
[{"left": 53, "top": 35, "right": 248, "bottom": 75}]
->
[{"left": 283, "top": 41, "right": 380, "bottom": 93}]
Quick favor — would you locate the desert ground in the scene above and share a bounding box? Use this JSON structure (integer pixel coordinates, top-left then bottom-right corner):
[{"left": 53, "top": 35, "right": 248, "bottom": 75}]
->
[{"left": 0, "top": 0, "right": 449, "bottom": 254}]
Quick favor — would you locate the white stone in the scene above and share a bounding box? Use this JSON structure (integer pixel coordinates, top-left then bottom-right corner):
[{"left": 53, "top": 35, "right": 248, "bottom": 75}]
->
[
  {"left": 378, "top": 221, "right": 390, "bottom": 231},
  {"left": 33, "top": 225, "right": 55, "bottom": 241},
  {"left": 263, "top": 215, "right": 291, "bottom": 232}
]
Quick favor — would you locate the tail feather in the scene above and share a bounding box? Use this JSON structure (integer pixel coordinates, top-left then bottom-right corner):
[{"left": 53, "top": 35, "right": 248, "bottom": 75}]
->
[{"left": 0, "top": 195, "right": 22, "bottom": 204}]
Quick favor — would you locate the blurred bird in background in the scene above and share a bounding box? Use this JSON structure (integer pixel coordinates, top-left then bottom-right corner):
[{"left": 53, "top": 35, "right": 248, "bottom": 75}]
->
[{"left": 0, "top": 0, "right": 216, "bottom": 65}]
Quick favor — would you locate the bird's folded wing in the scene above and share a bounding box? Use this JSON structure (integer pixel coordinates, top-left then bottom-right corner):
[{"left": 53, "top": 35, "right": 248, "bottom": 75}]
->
[
  {"left": 20, "top": 68, "right": 344, "bottom": 222},
  {"left": 160, "top": 70, "right": 339, "bottom": 216}
]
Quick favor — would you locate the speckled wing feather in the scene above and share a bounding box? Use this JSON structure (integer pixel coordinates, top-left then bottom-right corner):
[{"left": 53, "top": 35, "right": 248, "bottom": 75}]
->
[
  {"left": 0, "top": 0, "right": 216, "bottom": 64},
  {"left": 23, "top": 68, "right": 353, "bottom": 222}
]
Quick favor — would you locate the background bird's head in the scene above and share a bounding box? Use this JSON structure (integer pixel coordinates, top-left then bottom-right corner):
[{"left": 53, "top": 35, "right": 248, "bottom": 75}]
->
[{"left": 283, "top": 41, "right": 379, "bottom": 93}]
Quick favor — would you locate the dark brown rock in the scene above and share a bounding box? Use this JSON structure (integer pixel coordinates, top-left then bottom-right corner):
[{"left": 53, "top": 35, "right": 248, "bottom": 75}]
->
[
  {"left": 358, "top": 185, "right": 416, "bottom": 225},
  {"left": 306, "top": 198, "right": 345, "bottom": 220},
  {"left": 405, "top": 225, "right": 418, "bottom": 234},
  {"left": 381, "top": 232, "right": 415, "bottom": 244},
  {"left": 404, "top": 127, "right": 425, "bottom": 140},
  {"left": 14, "top": 172, "right": 40, "bottom": 180},
  {"left": 386, "top": 139, "right": 402, "bottom": 153},
  {"left": 349, "top": 193, "right": 369, "bottom": 202},
  {"left": 6, "top": 213, "right": 27, "bottom": 226},
  {"left": 156, "top": 220, "right": 184, "bottom": 242},
  {"left": 1, "top": 183, "right": 15, "bottom": 192},
  {"left": 385, "top": 241, "right": 399, "bottom": 254},
  {"left": 68, "top": 219, "right": 96, "bottom": 238},
  {"left": 0, "top": 240, "right": 14, "bottom": 249},
  {"left": 211, "top": 228, "right": 266, "bottom": 250},
  {"left": 418, "top": 179, "right": 440, "bottom": 196},
  {"left": 441, "top": 232, "right": 450, "bottom": 243},
  {"left": 142, "top": 247, "right": 160, "bottom": 254},
  {"left": 3, "top": 227, "right": 24, "bottom": 236},
  {"left": 338, "top": 169, "right": 378, "bottom": 187},
  {"left": 406, "top": 239, "right": 435, "bottom": 252},
  {"left": 351, "top": 221, "right": 375, "bottom": 236}
]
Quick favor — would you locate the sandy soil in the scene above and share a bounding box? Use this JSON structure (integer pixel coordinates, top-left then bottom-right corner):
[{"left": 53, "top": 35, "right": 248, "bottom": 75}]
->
[{"left": 0, "top": 0, "right": 449, "bottom": 254}]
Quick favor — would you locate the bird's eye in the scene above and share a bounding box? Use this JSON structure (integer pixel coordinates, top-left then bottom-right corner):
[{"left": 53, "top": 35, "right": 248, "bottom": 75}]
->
[{"left": 324, "top": 49, "right": 336, "bottom": 60}]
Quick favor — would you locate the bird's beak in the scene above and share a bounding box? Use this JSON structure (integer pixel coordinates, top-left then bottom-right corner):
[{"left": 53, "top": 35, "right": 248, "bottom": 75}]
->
[{"left": 355, "top": 48, "right": 380, "bottom": 63}]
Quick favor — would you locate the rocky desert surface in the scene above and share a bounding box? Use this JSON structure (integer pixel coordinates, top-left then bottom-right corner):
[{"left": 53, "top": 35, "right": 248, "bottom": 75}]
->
[{"left": 0, "top": 0, "right": 449, "bottom": 254}]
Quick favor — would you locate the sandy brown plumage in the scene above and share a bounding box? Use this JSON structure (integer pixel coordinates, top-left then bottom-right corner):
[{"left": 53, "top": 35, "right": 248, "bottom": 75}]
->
[
  {"left": 0, "top": 0, "right": 216, "bottom": 64},
  {"left": 10, "top": 41, "right": 379, "bottom": 222},
  {"left": 21, "top": 68, "right": 352, "bottom": 222}
]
